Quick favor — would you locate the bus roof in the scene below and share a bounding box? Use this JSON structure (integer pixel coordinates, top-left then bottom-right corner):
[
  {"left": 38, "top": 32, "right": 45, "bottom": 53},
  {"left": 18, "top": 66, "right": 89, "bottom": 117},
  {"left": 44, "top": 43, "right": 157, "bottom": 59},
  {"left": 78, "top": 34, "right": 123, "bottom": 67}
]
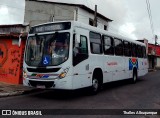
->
[
  {"left": 30, "top": 21, "right": 146, "bottom": 46},
  {"left": 72, "top": 21, "right": 146, "bottom": 46}
]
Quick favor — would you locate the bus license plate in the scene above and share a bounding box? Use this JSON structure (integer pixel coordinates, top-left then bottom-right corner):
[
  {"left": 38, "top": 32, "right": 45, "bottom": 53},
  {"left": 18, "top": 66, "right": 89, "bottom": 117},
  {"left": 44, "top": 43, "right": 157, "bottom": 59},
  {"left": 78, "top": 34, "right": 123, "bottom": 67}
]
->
[{"left": 37, "top": 85, "right": 45, "bottom": 89}]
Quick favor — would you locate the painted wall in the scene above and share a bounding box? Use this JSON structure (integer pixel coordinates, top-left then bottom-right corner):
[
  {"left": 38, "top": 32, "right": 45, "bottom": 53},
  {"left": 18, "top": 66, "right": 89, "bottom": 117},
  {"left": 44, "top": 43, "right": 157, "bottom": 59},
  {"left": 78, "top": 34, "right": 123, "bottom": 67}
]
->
[{"left": 0, "top": 37, "right": 26, "bottom": 84}]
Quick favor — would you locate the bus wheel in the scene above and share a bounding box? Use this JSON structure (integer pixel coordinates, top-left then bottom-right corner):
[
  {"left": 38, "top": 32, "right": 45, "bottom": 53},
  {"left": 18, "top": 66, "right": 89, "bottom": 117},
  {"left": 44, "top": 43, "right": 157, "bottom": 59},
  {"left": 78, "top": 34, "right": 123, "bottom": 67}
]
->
[
  {"left": 131, "top": 70, "right": 137, "bottom": 83},
  {"left": 90, "top": 77, "right": 99, "bottom": 95}
]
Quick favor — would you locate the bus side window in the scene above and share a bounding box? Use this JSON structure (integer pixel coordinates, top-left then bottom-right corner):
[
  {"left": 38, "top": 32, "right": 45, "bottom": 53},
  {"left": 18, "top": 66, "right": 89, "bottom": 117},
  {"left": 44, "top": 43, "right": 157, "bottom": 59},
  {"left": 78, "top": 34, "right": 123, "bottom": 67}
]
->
[
  {"left": 73, "top": 35, "right": 88, "bottom": 66},
  {"left": 131, "top": 43, "right": 137, "bottom": 57},
  {"left": 79, "top": 35, "right": 88, "bottom": 54},
  {"left": 123, "top": 41, "right": 131, "bottom": 57},
  {"left": 137, "top": 45, "right": 143, "bottom": 58},
  {"left": 143, "top": 46, "right": 147, "bottom": 58},
  {"left": 114, "top": 38, "right": 123, "bottom": 56},
  {"left": 103, "top": 35, "right": 114, "bottom": 55},
  {"left": 90, "top": 32, "right": 102, "bottom": 54}
]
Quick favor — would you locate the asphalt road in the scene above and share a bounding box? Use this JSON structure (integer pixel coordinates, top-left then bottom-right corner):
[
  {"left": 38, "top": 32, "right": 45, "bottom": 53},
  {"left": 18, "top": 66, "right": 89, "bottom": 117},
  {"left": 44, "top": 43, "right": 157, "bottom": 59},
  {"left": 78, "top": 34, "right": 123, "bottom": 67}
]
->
[{"left": 0, "top": 71, "right": 160, "bottom": 118}]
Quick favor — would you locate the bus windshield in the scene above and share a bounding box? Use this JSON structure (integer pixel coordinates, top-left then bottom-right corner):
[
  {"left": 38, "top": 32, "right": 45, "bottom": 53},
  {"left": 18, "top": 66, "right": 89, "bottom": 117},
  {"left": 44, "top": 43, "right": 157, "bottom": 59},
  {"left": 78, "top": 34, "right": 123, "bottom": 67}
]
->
[{"left": 25, "top": 32, "right": 70, "bottom": 66}]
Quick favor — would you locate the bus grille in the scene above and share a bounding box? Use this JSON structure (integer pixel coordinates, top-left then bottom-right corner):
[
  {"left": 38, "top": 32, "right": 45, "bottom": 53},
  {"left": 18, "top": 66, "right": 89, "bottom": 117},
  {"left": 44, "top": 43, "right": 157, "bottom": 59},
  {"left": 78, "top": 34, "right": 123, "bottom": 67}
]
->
[
  {"left": 29, "top": 80, "right": 54, "bottom": 88},
  {"left": 27, "top": 68, "right": 61, "bottom": 73}
]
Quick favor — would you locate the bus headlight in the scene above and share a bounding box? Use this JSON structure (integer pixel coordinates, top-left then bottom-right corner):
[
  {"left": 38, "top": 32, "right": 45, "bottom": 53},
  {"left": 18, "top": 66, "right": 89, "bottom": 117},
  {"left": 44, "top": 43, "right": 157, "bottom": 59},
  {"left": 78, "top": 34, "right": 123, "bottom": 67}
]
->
[
  {"left": 23, "top": 70, "right": 27, "bottom": 78},
  {"left": 58, "top": 67, "right": 69, "bottom": 79}
]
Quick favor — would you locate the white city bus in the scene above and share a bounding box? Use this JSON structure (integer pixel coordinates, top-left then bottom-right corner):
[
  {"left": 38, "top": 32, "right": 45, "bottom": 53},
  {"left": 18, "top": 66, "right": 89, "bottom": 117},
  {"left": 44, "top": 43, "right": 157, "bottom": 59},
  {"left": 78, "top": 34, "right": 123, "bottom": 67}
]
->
[{"left": 23, "top": 21, "right": 148, "bottom": 94}]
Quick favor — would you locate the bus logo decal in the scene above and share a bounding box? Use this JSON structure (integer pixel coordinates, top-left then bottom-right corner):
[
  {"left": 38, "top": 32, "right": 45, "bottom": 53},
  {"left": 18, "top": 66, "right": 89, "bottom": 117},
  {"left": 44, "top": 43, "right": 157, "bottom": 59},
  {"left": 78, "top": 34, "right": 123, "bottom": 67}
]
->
[
  {"left": 32, "top": 74, "right": 49, "bottom": 79},
  {"left": 36, "top": 74, "right": 43, "bottom": 78},
  {"left": 107, "top": 62, "right": 118, "bottom": 66},
  {"left": 42, "top": 75, "right": 49, "bottom": 78},
  {"left": 129, "top": 58, "right": 138, "bottom": 70}
]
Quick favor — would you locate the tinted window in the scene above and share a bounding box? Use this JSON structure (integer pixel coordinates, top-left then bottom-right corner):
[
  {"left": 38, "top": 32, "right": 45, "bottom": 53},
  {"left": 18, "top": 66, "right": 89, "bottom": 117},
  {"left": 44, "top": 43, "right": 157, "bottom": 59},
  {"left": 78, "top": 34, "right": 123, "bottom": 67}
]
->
[
  {"left": 103, "top": 35, "right": 114, "bottom": 55},
  {"left": 80, "top": 36, "right": 88, "bottom": 54},
  {"left": 142, "top": 46, "right": 147, "bottom": 58},
  {"left": 137, "top": 45, "right": 143, "bottom": 58},
  {"left": 123, "top": 41, "right": 131, "bottom": 56},
  {"left": 131, "top": 43, "right": 137, "bottom": 57},
  {"left": 25, "top": 33, "right": 70, "bottom": 66},
  {"left": 114, "top": 38, "right": 123, "bottom": 56},
  {"left": 73, "top": 35, "right": 88, "bottom": 66},
  {"left": 90, "top": 32, "right": 102, "bottom": 54}
]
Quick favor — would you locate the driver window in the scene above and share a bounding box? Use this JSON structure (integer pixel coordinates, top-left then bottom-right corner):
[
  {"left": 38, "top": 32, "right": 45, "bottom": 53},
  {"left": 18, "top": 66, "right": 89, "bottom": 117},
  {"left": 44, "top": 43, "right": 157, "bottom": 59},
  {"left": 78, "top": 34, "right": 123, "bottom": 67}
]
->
[
  {"left": 73, "top": 35, "right": 88, "bottom": 66},
  {"left": 79, "top": 36, "right": 88, "bottom": 54}
]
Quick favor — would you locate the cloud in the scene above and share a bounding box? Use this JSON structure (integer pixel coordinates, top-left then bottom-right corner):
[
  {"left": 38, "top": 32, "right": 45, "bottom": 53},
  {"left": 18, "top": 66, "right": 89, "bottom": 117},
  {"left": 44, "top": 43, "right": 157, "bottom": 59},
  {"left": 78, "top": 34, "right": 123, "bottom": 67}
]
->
[
  {"left": 0, "top": 0, "right": 25, "bottom": 25},
  {"left": 0, "top": 6, "right": 10, "bottom": 24},
  {"left": 123, "top": 0, "right": 160, "bottom": 43},
  {"left": 0, "top": 0, "right": 159, "bottom": 44},
  {"left": 0, "top": 6, "right": 8, "bottom": 15},
  {"left": 119, "top": 23, "right": 137, "bottom": 39}
]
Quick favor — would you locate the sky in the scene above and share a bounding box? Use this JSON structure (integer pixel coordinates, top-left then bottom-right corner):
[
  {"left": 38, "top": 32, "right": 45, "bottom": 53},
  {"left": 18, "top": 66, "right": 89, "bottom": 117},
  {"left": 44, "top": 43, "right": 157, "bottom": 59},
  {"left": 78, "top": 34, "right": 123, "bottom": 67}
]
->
[{"left": 0, "top": 0, "right": 159, "bottom": 43}]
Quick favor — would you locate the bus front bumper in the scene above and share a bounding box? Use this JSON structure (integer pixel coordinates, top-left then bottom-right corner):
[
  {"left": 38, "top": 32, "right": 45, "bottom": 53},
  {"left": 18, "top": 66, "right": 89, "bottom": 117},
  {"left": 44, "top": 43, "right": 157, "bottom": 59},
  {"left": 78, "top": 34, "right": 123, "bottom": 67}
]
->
[{"left": 23, "top": 77, "right": 72, "bottom": 90}]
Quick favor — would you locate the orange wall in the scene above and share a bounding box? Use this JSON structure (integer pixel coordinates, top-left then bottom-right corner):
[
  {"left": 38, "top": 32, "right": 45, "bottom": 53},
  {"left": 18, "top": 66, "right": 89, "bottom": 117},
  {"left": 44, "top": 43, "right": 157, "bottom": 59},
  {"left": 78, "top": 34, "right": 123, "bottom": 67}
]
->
[{"left": 0, "top": 38, "right": 26, "bottom": 84}]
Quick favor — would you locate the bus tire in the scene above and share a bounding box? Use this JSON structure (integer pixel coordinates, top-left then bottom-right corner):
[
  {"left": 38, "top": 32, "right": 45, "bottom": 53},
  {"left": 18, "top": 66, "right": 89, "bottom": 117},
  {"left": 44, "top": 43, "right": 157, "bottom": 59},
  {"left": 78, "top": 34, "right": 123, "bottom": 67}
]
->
[
  {"left": 90, "top": 77, "right": 99, "bottom": 94},
  {"left": 90, "top": 70, "right": 103, "bottom": 95},
  {"left": 131, "top": 69, "right": 137, "bottom": 84}
]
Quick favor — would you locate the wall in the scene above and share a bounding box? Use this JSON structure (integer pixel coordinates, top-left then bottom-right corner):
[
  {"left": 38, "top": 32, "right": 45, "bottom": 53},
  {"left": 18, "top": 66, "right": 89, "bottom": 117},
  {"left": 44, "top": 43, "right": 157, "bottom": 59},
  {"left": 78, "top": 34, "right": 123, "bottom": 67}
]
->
[
  {"left": 0, "top": 37, "right": 26, "bottom": 84},
  {"left": 148, "top": 44, "right": 160, "bottom": 69},
  {"left": 24, "top": 1, "right": 109, "bottom": 31},
  {"left": 156, "top": 58, "right": 160, "bottom": 68},
  {"left": 148, "top": 44, "right": 160, "bottom": 56},
  {"left": 77, "top": 7, "right": 108, "bottom": 30},
  {"left": 24, "top": 1, "right": 75, "bottom": 27}
]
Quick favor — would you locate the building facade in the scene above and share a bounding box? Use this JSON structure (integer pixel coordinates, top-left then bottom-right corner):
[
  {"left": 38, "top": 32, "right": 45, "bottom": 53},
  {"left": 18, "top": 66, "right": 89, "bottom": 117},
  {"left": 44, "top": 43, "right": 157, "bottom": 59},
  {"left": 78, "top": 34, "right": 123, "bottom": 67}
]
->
[
  {"left": 137, "top": 39, "right": 160, "bottom": 69},
  {"left": 0, "top": 24, "right": 27, "bottom": 84},
  {"left": 148, "top": 44, "right": 160, "bottom": 69},
  {"left": 24, "top": 0, "right": 112, "bottom": 30}
]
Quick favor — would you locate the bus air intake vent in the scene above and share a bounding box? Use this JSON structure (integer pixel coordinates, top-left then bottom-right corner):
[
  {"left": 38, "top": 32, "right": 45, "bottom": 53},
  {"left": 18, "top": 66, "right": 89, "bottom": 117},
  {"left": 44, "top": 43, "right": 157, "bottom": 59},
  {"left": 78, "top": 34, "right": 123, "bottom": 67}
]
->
[
  {"left": 29, "top": 80, "right": 54, "bottom": 88},
  {"left": 27, "top": 68, "right": 61, "bottom": 73}
]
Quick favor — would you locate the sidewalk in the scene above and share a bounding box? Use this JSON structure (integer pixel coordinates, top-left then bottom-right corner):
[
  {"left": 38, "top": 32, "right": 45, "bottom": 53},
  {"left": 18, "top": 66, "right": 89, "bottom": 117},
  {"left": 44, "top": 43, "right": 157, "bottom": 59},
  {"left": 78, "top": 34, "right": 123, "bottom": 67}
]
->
[
  {"left": 0, "top": 82, "right": 38, "bottom": 98},
  {"left": 148, "top": 69, "right": 157, "bottom": 72}
]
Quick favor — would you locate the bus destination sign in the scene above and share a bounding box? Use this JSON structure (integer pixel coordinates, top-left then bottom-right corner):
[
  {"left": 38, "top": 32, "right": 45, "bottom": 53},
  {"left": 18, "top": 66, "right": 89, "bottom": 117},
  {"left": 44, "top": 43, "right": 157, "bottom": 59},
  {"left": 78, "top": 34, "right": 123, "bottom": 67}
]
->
[{"left": 29, "top": 22, "right": 71, "bottom": 34}]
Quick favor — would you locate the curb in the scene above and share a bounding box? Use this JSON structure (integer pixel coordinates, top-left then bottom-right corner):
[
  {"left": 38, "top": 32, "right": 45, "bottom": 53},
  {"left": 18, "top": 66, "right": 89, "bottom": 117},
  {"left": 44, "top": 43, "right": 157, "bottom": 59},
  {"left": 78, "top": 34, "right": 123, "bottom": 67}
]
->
[
  {"left": 0, "top": 91, "right": 24, "bottom": 98},
  {"left": 148, "top": 69, "right": 157, "bottom": 72},
  {"left": 0, "top": 89, "right": 40, "bottom": 98}
]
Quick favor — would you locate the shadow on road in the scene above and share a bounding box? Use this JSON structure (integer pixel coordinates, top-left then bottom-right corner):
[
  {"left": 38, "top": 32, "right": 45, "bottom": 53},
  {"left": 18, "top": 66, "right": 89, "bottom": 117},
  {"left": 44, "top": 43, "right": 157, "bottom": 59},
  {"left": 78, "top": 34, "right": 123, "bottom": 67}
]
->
[{"left": 29, "top": 77, "right": 146, "bottom": 100}]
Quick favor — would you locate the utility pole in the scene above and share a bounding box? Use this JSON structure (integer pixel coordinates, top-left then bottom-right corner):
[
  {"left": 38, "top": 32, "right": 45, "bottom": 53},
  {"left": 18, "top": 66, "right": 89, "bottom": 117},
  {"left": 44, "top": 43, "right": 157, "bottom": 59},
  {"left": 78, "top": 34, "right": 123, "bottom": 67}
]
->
[
  {"left": 155, "top": 35, "right": 158, "bottom": 45},
  {"left": 93, "top": 5, "right": 97, "bottom": 27},
  {"left": 154, "top": 35, "right": 158, "bottom": 69}
]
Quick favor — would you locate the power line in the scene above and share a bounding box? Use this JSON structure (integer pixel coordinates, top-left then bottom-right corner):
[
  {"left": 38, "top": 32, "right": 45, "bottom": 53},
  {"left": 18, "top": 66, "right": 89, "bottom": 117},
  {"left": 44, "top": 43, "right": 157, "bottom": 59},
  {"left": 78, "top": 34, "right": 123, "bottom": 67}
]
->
[{"left": 146, "top": 0, "right": 154, "bottom": 38}]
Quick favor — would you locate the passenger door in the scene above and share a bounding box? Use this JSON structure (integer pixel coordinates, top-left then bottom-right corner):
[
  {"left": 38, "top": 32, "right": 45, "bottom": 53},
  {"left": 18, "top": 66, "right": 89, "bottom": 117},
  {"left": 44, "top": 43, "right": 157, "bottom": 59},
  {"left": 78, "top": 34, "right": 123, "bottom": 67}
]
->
[{"left": 72, "top": 28, "right": 90, "bottom": 89}]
